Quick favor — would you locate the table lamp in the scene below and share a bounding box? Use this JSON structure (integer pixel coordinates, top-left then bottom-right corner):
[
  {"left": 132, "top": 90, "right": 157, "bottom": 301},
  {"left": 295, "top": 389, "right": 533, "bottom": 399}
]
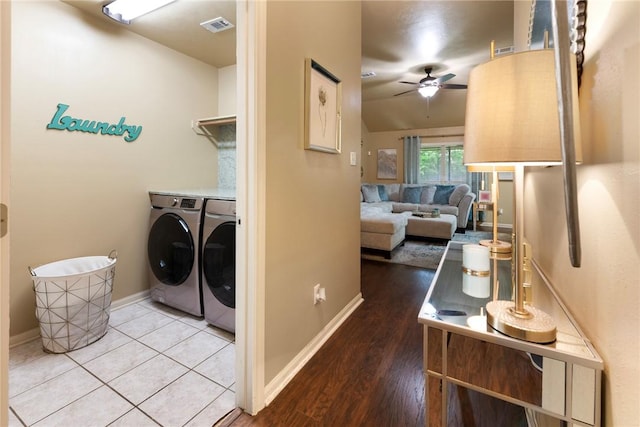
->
[{"left": 463, "top": 34, "right": 582, "bottom": 342}]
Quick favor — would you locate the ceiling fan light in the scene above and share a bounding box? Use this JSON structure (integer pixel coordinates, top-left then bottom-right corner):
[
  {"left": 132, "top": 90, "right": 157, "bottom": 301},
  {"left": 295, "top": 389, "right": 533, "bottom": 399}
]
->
[
  {"left": 102, "top": 0, "right": 176, "bottom": 24},
  {"left": 418, "top": 85, "right": 439, "bottom": 98}
]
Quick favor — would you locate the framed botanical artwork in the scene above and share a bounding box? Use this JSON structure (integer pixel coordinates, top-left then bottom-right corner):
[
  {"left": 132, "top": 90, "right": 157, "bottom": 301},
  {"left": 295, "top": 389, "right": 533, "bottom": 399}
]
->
[
  {"left": 304, "top": 58, "right": 342, "bottom": 153},
  {"left": 377, "top": 148, "right": 397, "bottom": 180}
]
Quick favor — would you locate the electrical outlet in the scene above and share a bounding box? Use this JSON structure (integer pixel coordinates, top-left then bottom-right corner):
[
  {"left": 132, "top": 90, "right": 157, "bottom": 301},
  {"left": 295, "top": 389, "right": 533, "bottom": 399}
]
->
[
  {"left": 313, "top": 284, "right": 326, "bottom": 305},
  {"left": 314, "top": 284, "right": 321, "bottom": 305}
]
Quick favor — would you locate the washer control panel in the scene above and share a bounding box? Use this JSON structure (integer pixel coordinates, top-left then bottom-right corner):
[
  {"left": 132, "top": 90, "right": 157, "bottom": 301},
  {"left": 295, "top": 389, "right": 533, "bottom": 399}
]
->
[
  {"left": 149, "top": 193, "right": 204, "bottom": 211},
  {"left": 181, "top": 198, "right": 197, "bottom": 209}
]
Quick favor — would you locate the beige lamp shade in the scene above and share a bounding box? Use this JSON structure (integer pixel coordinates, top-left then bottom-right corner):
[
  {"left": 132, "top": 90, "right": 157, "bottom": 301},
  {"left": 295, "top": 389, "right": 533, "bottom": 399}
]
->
[{"left": 464, "top": 49, "right": 582, "bottom": 166}]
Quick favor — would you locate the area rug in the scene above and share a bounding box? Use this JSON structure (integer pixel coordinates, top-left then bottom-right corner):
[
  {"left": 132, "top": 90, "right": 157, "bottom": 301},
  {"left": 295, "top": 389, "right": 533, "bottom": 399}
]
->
[{"left": 361, "top": 231, "right": 511, "bottom": 270}]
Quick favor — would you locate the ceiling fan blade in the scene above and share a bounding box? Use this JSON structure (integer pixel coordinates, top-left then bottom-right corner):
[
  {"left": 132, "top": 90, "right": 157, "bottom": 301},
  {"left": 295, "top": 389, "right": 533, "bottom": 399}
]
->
[
  {"left": 440, "top": 83, "right": 467, "bottom": 89},
  {"left": 398, "top": 81, "right": 419, "bottom": 85},
  {"left": 435, "top": 73, "right": 455, "bottom": 84},
  {"left": 393, "top": 88, "right": 418, "bottom": 96}
]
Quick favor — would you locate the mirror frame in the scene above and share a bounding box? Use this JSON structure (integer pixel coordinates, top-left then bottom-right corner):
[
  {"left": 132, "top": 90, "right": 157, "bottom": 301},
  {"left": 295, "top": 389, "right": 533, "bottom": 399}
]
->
[
  {"left": 530, "top": 0, "right": 587, "bottom": 268},
  {"left": 530, "top": 0, "right": 587, "bottom": 87}
]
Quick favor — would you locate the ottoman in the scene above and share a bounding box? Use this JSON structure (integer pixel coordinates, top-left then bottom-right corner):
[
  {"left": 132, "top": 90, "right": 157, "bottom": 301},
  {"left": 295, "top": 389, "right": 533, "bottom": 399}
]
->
[
  {"left": 360, "top": 213, "right": 409, "bottom": 259},
  {"left": 406, "top": 213, "right": 457, "bottom": 240}
]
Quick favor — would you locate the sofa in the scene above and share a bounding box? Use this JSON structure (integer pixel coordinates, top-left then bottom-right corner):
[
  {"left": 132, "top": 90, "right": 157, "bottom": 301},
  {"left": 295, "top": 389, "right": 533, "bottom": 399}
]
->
[{"left": 360, "top": 183, "right": 476, "bottom": 257}]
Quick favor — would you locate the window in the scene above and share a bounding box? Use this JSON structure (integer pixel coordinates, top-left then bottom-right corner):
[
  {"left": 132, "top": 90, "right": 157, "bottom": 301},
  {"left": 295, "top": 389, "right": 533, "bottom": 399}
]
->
[{"left": 419, "top": 144, "right": 466, "bottom": 184}]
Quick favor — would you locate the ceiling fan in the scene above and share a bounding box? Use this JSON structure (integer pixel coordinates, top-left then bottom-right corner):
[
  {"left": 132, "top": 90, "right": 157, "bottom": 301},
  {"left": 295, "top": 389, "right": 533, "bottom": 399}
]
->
[{"left": 394, "top": 66, "right": 467, "bottom": 97}]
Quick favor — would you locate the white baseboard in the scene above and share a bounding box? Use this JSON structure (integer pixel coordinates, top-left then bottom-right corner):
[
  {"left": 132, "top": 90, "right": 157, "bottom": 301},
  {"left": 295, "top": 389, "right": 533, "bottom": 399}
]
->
[
  {"left": 264, "top": 293, "right": 364, "bottom": 405},
  {"left": 110, "top": 289, "right": 150, "bottom": 310},
  {"left": 9, "top": 328, "right": 40, "bottom": 348},
  {"left": 9, "top": 290, "right": 151, "bottom": 348}
]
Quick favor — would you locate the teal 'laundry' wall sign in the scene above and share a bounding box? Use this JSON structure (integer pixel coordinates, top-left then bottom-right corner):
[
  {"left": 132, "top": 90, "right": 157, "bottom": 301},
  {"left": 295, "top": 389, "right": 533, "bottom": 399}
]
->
[{"left": 47, "top": 103, "right": 143, "bottom": 142}]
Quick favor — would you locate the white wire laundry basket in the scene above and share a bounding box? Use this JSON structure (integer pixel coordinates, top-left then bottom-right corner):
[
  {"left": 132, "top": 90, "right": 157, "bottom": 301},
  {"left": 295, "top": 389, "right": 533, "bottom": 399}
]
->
[{"left": 29, "top": 250, "right": 117, "bottom": 353}]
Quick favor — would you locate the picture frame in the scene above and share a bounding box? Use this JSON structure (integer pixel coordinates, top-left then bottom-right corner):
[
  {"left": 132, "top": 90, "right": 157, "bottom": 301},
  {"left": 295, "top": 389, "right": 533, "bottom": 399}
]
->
[
  {"left": 377, "top": 148, "right": 397, "bottom": 180},
  {"left": 478, "top": 190, "right": 492, "bottom": 202},
  {"left": 304, "top": 58, "right": 342, "bottom": 153}
]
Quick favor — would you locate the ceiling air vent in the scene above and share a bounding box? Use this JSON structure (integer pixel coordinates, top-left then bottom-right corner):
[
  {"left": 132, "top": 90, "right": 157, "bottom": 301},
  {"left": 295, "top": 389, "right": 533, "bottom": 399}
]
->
[
  {"left": 200, "top": 17, "right": 235, "bottom": 33},
  {"left": 361, "top": 71, "right": 376, "bottom": 79}
]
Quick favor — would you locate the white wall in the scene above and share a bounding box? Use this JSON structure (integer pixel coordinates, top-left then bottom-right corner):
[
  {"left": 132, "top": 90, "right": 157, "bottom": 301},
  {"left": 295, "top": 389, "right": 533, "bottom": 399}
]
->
[
  {"left": 519, "top": 1, "right": 640, "bottom": 425},
  {"left": 9, "top": 1, "right": 220, "bottom": 337}
]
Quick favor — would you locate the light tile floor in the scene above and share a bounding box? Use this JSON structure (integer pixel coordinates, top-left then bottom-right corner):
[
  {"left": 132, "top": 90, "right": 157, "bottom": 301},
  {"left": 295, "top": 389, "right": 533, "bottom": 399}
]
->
[{"left": 8, "top": 298, "right": 236, "bottom": 427}]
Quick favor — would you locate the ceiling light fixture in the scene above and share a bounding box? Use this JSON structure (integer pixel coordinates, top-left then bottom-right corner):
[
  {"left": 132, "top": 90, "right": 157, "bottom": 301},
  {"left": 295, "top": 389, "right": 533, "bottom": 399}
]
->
[
  {"left": 418, "top": 85, "right": 439, "bottom": 98},
  {"left": 102, "top": 0, "right": 176, "bottom": 25}
]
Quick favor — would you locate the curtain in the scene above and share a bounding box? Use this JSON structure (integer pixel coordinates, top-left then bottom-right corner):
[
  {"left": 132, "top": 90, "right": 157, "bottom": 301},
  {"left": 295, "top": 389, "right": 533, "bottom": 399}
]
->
[{"left": 403, "top": 136, "right": 421, "bottom": 184}]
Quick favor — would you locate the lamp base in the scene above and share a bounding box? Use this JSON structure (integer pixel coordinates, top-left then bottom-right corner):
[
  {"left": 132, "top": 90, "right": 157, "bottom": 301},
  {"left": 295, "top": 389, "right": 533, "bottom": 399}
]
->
[
  {"left": 485, "top": 300, "right": 556, "bottom": 344},
  {"left": 479, "top": 239, "right": 512, "bottom": 254}
]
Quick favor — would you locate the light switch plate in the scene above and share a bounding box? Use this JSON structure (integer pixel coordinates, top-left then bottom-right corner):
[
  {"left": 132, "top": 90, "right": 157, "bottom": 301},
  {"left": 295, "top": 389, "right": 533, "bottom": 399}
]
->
[{"left": 350, "top": 152, "right": 357, "bottom": 166}]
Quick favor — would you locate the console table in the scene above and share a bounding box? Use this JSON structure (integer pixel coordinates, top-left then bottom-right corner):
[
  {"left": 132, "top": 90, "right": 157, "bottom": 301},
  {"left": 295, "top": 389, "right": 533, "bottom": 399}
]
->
[
  {"left": 472, "top": 201, "right": 493, "bottom": 231},
  {"left": 418, "top": 241, "right": 603, "bottom": 426}
]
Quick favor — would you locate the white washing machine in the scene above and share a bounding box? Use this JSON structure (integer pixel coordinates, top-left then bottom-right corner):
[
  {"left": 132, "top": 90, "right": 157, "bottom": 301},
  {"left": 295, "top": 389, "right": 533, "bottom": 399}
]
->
[
  {"left": 147, "top": 193, "right": 204, "bottom": 317},
  {"left": 201, "top": 199, "right": 236, "bottom": 333}
]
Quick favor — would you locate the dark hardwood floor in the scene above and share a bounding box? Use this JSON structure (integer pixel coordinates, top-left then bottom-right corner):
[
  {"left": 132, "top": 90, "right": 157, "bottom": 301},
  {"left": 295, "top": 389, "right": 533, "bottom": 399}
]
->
[{"left": 228, "top": 259, "right": 434, "bottom": 427}]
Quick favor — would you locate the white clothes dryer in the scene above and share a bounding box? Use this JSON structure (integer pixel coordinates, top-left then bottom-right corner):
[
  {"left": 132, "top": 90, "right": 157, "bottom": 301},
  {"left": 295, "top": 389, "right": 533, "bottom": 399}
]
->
[
  {"left": 201, "top": 199, "right": 236, "bottom": 333},
  {"left": 147, "top": 193, "right": 204, "bottom": 317}
]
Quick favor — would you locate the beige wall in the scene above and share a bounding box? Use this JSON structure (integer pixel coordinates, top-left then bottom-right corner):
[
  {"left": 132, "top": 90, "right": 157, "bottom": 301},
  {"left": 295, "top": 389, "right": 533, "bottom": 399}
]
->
[
  {"left": 218, "top": 65, "right": 237, "bottom": 117},
  {"left": 263, "top": 1, "right": 361, "bottom": 384},
  {"left": 520, "top": 1, "right": 640, "bottom": 425},
  {"left": 361, "top": 126, "right": 465, "bottom": 183},
  {"left": 496, "top": 180, "right": 513, "bottom": 226},
  {"left": 482, "top": 174, "right": 514, "bottom": 228},
  {"left": 9, "top": 1, "right": 220, "bottom": 337}
]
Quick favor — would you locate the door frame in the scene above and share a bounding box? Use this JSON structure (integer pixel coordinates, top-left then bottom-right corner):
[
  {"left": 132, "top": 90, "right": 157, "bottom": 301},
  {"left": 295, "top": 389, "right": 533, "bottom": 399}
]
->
[
  {"left": 235, "top": 0, "right": 266, "bottom": 415},
  {"left": 0, "top": 1, "right": 11, "bottom": 425}
]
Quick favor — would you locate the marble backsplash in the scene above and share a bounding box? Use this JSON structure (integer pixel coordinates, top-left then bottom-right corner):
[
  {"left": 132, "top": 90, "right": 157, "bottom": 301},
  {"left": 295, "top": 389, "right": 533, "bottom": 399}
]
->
[{"left": 216, "top": 124, "right": 236, "bottom": 190}]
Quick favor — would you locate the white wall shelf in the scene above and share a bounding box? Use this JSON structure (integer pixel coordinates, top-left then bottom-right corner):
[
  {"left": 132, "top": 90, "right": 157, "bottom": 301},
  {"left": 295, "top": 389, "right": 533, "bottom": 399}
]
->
[{"left": 192, "top": 115, "right": 236, "bottom": 147}]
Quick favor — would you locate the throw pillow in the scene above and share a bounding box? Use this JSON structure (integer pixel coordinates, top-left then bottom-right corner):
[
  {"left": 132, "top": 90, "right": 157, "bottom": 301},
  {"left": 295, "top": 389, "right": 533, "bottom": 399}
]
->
[
  {"left": 449, "top": 184, "right": 470, "bottom": 206},
  {"left": 433, "top": 185, "right": 456, "bottom": 205},
  {"left": 362, "top": 184, "right": 381, "bottom": 203},
  {"left": 377, "top": 185, "right": 389, "bottom": 201},
  {"left": 402, "top": 186, "right": 423, "bottom": 204},
  {"left": 421, "top": 186, "right": 436, "bottom": 204}
]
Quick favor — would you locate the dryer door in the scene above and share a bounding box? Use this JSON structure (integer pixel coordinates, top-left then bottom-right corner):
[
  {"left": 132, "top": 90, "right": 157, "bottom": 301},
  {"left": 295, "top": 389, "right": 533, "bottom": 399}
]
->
[
  {"left": 148, "top": 213, "right": 195, "bottom": 286},
  {"left": 202, "top": 221, "right": 236, "bottom": 308}
]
